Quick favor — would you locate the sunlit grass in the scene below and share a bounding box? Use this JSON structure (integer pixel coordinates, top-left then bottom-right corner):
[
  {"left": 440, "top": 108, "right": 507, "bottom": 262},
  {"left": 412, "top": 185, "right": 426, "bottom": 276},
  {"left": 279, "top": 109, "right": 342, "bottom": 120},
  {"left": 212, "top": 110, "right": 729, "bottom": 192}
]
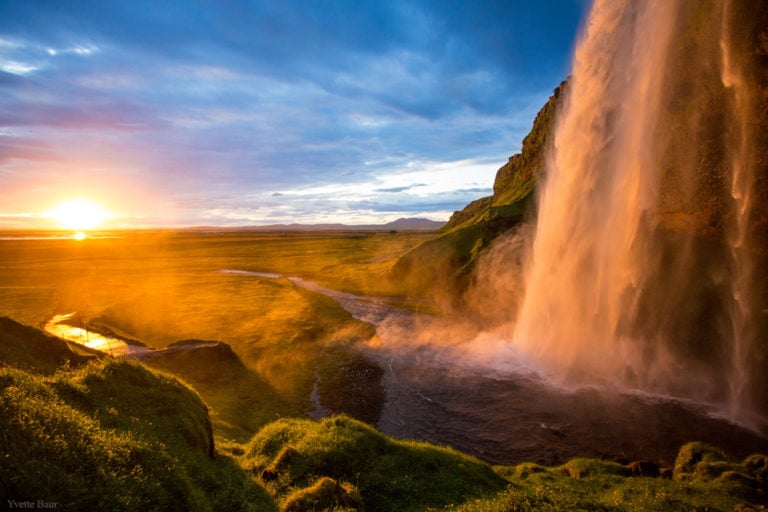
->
[
  {"left": 0, "top": 230, "right": 431, "bottom": 330},
  {"left": 241, "top": 414, "right": 507, "bottom": 512},
  {"left": 0, "top": 231, "right": 414, "bottom": 440}
]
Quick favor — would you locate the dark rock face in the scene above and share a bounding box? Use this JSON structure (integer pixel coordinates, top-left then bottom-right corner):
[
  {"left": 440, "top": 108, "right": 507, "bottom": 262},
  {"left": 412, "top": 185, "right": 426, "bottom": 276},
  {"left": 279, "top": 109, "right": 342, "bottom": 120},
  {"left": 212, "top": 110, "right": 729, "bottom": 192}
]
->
[{"left": 628, "top": 460, "right": 661, "bottom": 478}]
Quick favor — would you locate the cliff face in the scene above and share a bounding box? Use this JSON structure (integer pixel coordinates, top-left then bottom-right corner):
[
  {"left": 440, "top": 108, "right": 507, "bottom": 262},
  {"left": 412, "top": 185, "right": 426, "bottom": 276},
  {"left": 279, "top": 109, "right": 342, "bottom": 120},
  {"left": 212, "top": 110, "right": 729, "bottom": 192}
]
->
[
  {"left": 396, "top": 1, "right": 768, "bottom": 309},
  {"left": 392, "top": 83, "right": 564, "bottom": 297},
  {"left": 444, "top": 81, "right": 565, "bottom": 232}
]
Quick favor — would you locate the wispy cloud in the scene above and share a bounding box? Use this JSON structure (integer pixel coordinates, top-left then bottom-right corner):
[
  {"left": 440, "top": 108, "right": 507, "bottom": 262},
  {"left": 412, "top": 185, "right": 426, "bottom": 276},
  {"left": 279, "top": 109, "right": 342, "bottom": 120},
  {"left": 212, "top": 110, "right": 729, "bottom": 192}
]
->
[{"left": 0, "top": 0, "right": 586, "bottom": 227}]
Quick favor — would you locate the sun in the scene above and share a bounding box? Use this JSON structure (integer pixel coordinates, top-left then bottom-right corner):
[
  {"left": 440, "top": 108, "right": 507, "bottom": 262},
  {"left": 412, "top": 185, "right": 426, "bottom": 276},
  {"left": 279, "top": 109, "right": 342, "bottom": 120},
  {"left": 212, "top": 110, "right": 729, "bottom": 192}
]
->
[{"left": 47, "top": 198, "right": 112, "bottom": 231}]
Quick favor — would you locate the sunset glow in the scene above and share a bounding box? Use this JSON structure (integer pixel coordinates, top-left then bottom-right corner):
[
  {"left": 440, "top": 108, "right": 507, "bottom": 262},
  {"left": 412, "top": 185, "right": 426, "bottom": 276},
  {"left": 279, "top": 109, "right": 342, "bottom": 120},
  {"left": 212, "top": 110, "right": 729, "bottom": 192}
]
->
[
  {"left": 47, "top": 199, "right": 111, "bottom": 231},
  {"left": 0, "top": 2, "right": 586, "bottom": 227}
]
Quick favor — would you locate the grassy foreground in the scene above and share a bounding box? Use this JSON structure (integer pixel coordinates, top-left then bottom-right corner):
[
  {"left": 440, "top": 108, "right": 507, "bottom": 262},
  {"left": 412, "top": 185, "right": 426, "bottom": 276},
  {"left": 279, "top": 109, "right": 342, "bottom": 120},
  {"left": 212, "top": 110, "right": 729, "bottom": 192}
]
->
[{"left": 1, "top": 321, "right": 766, "bottom": 511}]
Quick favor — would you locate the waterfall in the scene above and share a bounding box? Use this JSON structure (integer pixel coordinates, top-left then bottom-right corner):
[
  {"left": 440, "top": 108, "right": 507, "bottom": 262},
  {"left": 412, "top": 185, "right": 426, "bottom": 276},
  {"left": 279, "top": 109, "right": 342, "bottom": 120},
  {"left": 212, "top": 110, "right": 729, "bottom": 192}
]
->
[{"left": 510, "top": 0, "right": 765, "bottom": 427}]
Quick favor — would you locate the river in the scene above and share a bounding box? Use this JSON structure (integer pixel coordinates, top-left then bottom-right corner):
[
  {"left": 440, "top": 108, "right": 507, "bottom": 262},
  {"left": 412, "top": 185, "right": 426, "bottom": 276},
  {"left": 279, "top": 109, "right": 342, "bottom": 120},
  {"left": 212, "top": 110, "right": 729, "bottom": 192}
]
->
[
  {"left": 219, "top": 270, "right": 768, "bottom": 465},
  {"left": 45, "top": 271, "right": 768, "bottom": 466}
]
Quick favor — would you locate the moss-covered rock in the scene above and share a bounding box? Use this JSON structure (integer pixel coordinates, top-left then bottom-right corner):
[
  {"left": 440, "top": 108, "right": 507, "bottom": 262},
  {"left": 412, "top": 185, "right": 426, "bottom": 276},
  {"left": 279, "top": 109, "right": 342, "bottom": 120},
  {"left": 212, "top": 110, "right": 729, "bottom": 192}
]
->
[
  {"left": 242, "top": 415, "right": 507, "bottom": 512},
  {"left": 503, "top": 462, "right": 553, "bottom": 480},
  {"left": 673, "top": 442, "right": 728, "bottom": 481}
]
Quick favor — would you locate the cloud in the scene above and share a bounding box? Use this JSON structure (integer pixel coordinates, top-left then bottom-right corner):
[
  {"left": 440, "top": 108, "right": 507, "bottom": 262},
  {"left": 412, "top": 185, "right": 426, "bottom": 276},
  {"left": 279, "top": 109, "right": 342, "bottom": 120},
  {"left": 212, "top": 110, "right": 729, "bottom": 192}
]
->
[
  {"left": 0, "top": 0, "right": 587, "bottom": 226},
  {"left": 375, "top": 184, "right": 426, "bottom": 193}
]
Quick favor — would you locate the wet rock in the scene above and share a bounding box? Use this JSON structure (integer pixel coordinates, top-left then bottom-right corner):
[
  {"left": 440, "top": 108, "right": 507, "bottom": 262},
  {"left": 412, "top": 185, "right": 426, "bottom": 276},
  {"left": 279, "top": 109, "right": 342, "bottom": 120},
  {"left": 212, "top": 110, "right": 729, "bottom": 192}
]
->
[{"left": 317, "top": 352, "right": 385, "bottom": 425}]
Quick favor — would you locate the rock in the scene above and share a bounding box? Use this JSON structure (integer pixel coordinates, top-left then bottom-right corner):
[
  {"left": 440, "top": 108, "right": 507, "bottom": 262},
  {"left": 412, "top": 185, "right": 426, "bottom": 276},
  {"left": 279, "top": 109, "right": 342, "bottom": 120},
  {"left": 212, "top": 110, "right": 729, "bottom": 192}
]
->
[{"left": 628, "top": 460, "right": 661, "bottom": 477}]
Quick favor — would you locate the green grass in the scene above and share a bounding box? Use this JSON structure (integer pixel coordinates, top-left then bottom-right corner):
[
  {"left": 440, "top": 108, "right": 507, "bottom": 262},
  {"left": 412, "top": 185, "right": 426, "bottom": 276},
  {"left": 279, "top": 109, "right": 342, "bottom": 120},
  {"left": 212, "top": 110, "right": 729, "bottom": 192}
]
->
[
  {"left": 1, "top": 331, "right": 766, "bottom": 510},
  {"left": 241, "top": 414, "right": 508, "bottom": 512},
  {"left": 0, "top": 316, "right": 96, "bottom": 374},
  {"left": 0, "top": 358, "right": 273, "bottom": 511},
  {"left": 441, "top": 444, "right": 768, "bottom": 512}
]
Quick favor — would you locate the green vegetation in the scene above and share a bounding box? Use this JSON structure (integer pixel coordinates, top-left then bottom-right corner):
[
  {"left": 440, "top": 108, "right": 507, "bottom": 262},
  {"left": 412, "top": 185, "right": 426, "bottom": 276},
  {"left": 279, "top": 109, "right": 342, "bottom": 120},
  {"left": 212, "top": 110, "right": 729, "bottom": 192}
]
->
[
  {"left": 1, "top": 326, "right": 766, "bottom": 510},
  {"left": 445, "top": 443, "right": 767, "bottom": 512},
  {"left": 241, "top": 415, "right": 507, "bottom": 512},
  {"left": 0, "top": 231, "right": 414, "bottom": 441},
  {"left": 0, "top": 357, "right": 272, "bottom": 510},
  {"left": 0, "top": 316, "right": 95, "bottom": 374}
]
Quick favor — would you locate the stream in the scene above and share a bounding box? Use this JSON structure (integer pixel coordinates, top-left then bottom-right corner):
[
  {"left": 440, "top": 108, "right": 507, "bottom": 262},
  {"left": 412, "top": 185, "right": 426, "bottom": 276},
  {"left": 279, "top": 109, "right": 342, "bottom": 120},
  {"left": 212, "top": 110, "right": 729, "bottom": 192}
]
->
[
  {"left": 44, "top": 313, "right": 150, "bottom": 357},
  {"left": 44, "top": 313, "right": 218, "bottom": 358},
  {"left": 45, "top": 270, "right": 768, "bottom": 466}
]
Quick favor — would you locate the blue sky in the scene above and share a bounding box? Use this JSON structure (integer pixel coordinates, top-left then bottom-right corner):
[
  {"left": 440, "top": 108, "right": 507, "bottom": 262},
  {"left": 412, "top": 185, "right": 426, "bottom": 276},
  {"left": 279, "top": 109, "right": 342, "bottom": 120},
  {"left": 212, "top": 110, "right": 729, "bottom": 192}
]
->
[{"left": 0, "top": 0, "right": 588, "bottom": 228}]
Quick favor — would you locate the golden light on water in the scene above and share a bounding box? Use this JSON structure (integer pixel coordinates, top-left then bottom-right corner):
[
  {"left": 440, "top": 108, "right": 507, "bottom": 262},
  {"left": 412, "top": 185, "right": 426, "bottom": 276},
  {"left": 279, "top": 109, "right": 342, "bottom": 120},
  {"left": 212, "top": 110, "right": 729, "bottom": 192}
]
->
[{"left": 47, "top": 198, "right": 112, "bottom": 231}]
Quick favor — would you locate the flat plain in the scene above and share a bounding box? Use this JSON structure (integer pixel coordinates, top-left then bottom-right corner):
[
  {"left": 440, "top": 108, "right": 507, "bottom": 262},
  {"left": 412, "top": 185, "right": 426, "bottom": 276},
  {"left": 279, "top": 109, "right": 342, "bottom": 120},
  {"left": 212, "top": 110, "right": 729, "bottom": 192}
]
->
[{"left": 0, "top": 229, "right": 434, "bottom": 439}]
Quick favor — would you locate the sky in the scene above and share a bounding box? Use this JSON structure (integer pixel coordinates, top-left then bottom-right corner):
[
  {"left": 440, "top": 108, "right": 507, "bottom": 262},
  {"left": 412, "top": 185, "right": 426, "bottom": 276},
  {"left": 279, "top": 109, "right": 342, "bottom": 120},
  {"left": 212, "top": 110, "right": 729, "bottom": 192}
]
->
[{"left": 0, "top": 0, "right": 588, "bottom": 228}]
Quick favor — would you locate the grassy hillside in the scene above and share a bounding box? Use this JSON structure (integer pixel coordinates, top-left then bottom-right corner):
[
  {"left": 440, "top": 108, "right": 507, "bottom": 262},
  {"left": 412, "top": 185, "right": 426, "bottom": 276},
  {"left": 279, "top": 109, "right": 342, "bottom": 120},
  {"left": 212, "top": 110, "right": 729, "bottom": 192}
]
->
[
  {"left": 2, "top": 318, "right": 767, "bottom": 511},
  {"left": 453, "top": 445, "right": 768, "bottom": 511},
  {"left": 1, "top": 353, "right": 271, "bottom": 510}
]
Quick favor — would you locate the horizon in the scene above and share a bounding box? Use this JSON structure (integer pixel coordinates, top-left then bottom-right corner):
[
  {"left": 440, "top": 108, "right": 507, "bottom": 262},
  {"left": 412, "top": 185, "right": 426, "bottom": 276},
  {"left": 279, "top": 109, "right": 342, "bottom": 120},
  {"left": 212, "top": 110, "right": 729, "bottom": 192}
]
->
[
  {"left": 0, "top": 215, "right": 446, "bottom": 234},
  {"left": 1, "top": 1, "right": 588, "bottom": 229}
]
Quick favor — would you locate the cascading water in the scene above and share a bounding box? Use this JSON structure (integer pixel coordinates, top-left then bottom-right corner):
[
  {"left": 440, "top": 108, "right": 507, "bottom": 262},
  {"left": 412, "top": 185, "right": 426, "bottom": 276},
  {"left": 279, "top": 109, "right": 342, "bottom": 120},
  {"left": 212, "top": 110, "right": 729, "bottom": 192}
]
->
[{"left": 511, "top": 0, "right": 767, "bottom": 428}]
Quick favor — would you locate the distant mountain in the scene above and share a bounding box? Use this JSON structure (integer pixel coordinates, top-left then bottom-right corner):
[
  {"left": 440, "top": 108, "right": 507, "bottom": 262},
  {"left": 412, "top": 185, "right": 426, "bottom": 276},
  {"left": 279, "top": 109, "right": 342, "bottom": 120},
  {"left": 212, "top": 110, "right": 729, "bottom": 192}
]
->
[
  {"left": 188, "top": 217, "right": 445, "bottom": 232},
  {"left": 380, "top": 218, "right": 445, "bottom": 230}
]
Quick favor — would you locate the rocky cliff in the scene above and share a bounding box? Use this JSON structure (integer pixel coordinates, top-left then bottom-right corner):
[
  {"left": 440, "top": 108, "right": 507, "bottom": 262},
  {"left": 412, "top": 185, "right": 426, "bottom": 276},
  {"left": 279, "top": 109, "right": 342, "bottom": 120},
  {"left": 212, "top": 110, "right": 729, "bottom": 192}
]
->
[
  {"left": 395, "top": 2, "right": 768, "bottom": 302},
  {"left": 392, "top": 82, "right": 565, "bottom": 297},
  {"left": 445, "top": 81, "right": 565, "bottom": 232}
]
